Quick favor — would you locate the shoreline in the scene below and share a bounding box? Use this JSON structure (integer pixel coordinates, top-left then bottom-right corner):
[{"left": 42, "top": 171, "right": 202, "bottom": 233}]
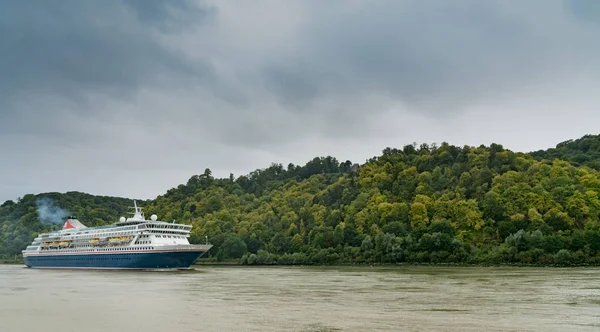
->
[
  {"left": 192, "top": 261, "right": 600, "bottom": 268},
  {"left": 5, "top": 258, "right": 599, "bottom": 268},
  {"left": 3, "top": 262, "right": 598, "bottom": 269}
]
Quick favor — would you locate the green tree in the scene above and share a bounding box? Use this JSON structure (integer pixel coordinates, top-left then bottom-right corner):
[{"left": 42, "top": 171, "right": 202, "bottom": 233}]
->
[{"left": 222, "top": 236, "right": 247, "bottom": 259}]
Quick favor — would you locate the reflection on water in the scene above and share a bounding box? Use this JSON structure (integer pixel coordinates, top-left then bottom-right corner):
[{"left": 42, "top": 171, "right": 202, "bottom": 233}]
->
[{"left": 1, "top": 265, "right": 600, "bottom": 331}]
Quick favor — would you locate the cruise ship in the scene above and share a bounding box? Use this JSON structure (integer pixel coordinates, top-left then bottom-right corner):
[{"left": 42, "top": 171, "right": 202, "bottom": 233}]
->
[{"left": 22, "top": 201, "right": 212, "bottom": 270}]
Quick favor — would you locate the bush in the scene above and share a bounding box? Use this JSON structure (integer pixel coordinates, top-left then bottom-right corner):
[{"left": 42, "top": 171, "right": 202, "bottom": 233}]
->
[{"left": 554, "top": 249, "right": 573, "bottom": 266}]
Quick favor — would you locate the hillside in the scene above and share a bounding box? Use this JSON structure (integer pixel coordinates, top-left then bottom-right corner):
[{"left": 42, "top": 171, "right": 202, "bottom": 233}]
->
[
  {"left": 0, "top": 192, "right": 144, "bottom": 257},
  {"left": 140, "top": 141, "right": 600, "bottom": 265},
  {"left": 531, "top": 134, "right": 600, "bottom": 171},
  {"left": 3, "top": 137, "right": 600, "bottom": 266}
]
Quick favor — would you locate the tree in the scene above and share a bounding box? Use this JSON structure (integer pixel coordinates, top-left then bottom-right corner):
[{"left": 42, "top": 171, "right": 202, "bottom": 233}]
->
[{"left": 222, "top": 236, "right": 247, "bottom": 259}]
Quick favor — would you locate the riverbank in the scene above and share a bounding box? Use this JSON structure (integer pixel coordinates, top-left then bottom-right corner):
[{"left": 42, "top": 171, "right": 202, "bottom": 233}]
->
[
  {"left": 1, "top": 257, "right": 23, "bottom": 265},
  {"left": 5, "top": 256, "right": 598, "bottom": 268},
  {"left": 192, "top": 259, "right": 600, "bottom": 268},
  {"left": 4, "top": 260, "right": 598, "bottom": 269}
]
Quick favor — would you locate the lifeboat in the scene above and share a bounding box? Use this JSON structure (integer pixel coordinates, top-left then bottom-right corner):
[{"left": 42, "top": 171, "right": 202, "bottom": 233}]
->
[
  {"left": 108, "top": 236, "right": 132, "bottom": 245},
  {"left": 89, "top": 238, "right": 100, "bottom": 245}
]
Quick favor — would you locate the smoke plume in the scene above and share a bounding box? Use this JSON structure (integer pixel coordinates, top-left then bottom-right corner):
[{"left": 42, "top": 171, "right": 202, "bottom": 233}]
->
[{"left": 36, "top": 197, "right": 71, "bottom": 225}]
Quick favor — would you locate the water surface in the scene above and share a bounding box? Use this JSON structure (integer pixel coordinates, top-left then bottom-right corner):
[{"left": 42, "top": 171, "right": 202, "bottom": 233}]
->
[{"left": 1, "top": 265, "right": 599, "bottom": 331}]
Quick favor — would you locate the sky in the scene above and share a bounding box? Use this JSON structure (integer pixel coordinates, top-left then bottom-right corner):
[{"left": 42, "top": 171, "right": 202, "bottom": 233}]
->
[{"left": 1, "top": 0, "right": 600, "bottom": 203}]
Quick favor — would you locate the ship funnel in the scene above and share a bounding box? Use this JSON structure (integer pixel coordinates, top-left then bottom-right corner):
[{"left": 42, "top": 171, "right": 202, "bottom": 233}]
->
[{"left": 62, "top": 216, "right": 87, "bottom": 230}]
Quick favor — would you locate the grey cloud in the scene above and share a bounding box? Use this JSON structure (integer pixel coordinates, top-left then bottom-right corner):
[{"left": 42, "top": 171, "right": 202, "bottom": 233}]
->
[
  {"left": 566, "top": 0, "right": 600, "bottom": 23},
  {"left": 0, "top": 1, "right": 211, "bottom": 119},
  {"left": 258, "top": 0, "right": 600, "bottom": 115},
  {"left": 263, "top": 66, "right": 320, "bottom": 109},
  {"left": 198, "top": 0, "right": 600, "bottom": 150},
  {"left": 1, "top": 0, "right": 600, "bottom": 202},
  {"left": 123, "top": 0, "right": 216, "bottom": 33}
]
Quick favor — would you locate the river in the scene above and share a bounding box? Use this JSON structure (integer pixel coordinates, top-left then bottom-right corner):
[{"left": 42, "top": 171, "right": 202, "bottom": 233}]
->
[{"left": 0, "top": 264, "right": 599, "bottom": 331}]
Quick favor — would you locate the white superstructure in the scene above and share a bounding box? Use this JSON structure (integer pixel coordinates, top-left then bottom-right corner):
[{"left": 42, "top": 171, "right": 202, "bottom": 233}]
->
[{"left": 23, "top": 201, "right": 204, "bottom": 255}]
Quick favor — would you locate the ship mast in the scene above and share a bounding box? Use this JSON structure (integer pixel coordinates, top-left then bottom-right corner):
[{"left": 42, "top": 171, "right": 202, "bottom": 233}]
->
[{"left": 127, "top": 200, "right": 145, "bottom": 221}]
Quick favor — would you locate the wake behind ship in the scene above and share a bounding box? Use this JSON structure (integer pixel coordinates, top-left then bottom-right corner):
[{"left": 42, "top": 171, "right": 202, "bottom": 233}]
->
[{"left": 22, "top": 201, "right": 212, "bottom": 270}]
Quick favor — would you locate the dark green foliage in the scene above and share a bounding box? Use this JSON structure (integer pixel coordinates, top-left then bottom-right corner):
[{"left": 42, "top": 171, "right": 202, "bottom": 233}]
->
[
  {"left": 531, "top": 134, "right": 600, "bottom": 170},
  {"left": 0, "top": 192, "right": 139, "bottom": 256},
  {"left": 221, "top": 235, "right": 247, "bottom": 259}
]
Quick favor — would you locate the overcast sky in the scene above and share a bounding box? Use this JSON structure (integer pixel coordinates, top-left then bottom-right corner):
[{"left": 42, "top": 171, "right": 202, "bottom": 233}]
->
[{"left": 1, "top": 0, "right": 600, "bottom": 203}]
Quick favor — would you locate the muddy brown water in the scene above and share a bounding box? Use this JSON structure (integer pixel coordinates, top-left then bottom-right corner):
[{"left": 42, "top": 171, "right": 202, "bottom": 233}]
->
[{"left": 1, "top": 264, "right": 599, "bottom": 331}]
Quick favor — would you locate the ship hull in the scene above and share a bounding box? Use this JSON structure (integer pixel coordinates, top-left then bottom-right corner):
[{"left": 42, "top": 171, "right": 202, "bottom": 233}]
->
[{"left": 23, "top": 249, "right": 208, "bottom": 270}]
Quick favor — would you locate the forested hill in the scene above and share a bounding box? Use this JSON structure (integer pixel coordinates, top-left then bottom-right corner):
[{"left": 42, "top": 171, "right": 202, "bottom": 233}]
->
[
  {"left": 531, "top": 134, "right": 600, "bottom": 171},
  {"left": 139, "top": 140, "right": 600, "bottom": 266},
  {"left": 0, "top": 192, "right": 142, "bottom": 256},
  {"left": 3, "top": 136, "right": 600, "bottom": 265}
]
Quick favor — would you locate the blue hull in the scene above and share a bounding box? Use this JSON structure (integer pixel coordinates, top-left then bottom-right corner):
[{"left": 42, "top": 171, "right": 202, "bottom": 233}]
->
[{"left": 24, "top": 250, "right": 207, "bottom": 270}]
